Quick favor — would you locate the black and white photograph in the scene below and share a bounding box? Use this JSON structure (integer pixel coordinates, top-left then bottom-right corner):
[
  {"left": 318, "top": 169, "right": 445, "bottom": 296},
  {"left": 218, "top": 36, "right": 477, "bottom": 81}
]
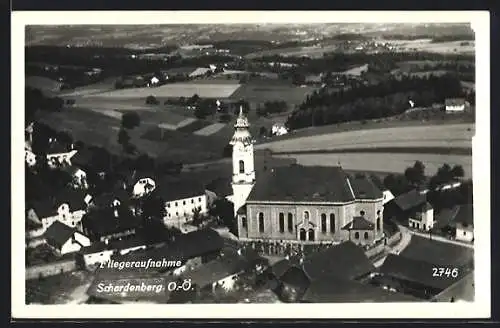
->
[{"left": 12, "top": 10, "right": 490, "bottom": 319}]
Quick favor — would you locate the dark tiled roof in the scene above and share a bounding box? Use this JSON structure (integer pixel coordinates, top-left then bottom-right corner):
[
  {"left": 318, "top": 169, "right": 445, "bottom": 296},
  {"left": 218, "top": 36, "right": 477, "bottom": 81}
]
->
[
  {"left": 435, "top": 206, "right": 461, "bottom": 228},
  {"left": 303, "top": 241, "right": 375, "bottom": 281},
  {"left": 342, "top": 216, "right": 375, "bottom": 230},
  {"left": 445, "top": 98, "right": 466, "bottom": 106},
  {"left": 107, "top": 228, "right": 224, "bottom": 264},
  {"left": 44, "top": 221, "right": 75, "bottom": 249},
  {"left": 81, "top": 242, "right": 108, "bottom": 255},
  {"left": 280, "top": 266, "right": 311, "bottom": 290},
  {"left": 349, "top": 175, "right": 383, "bottom": 200},
  {"left": 29, "top": 189, "right": 87, "bottom": 218},
  {"left": 368, "top": 174, "right": 386, "bottom": 191},
  {"left": 92, "top": 189, "right": 131, "bottom": 208},
  {"left": 302, "top": 275, "right": 422, "bottom": 303},
  {"left": 247, "top": 165, "right": 355, "bottom": 203},
  {"left": 70, "top": 148, "right": 94, "bottom": 168},
  {"left": 81, "top": 207, "right": 141, "bottom": 238},
  {"left": 380, "top": 254, "right": 466, "bottom": 290},
  {"left": 269, "top": 259, "right": 295, "bottom": 278},
  {"left": 400, "top": 236, "right": 474, "bottom": 268},
  {"left": 184, "top": 254, "right": 251, "bottom": 288},
  {"left": 455, "top": 204, "right": 473, "bottom": 226},
  {"left": 108, "top": 235, "right": 148, "bottom": 251},
  {"left": 154, "top": 177, "right": 206, "bottom": 202},
  {"left": 392, "top": 189, "right": 427, "bottom": 212}
]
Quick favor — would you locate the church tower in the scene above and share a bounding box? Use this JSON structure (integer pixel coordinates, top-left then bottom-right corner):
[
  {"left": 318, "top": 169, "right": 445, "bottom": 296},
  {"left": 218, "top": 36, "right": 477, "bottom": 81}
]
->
[{"left": 230, "top": 106, "right": 256, "bottom": 215}]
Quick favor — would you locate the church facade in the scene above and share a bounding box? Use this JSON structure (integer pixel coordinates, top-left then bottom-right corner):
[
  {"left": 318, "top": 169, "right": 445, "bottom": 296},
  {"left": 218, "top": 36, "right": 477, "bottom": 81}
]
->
[{"left": 229, "top": 108, "right": 385, "bottom": 246}]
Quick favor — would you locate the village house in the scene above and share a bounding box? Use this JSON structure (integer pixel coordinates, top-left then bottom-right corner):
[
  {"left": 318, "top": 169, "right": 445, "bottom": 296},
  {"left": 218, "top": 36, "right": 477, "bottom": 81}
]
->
[
  {"left": 180, "top": 252, "right": 256, "bottom": 297},
  {"left": 377, "top": 253, "right": 468, "bottom": 300},
  {"left": 81, "top": 206, "right": 141, "bottom": 242},
  {"left": 436, "top": 204, "right": 474, "bottom": 242},
  {"left": 25, "top": 148, "right": 37, "bottom": 167},
  {"left": 44, "top": 221, "right": 91, "bottom": 255},
  {"left": 445, "top": 98, "right": 470, "bottom": 113},
  {"left": 155, "top": 179, "right": 208, "bottom": 226},
  {"left": 46, "top": 140, "right": 78, "bottom": 169},
  {"left": 454, "top": 204, "right": 474, "bottom": 242},
  {"left": 408, "top": 202, "right": 434, "bottom": 231},
  {"left": 61, "top": 166, "right": 89, "bottom": 189},
  {"left": 26, "top": 189, "right": 90, "bottom": 233},
  {"left": 230, "top": 108, "right": 385, "bottom": 246},
  {"left": 301, "top": 274, "right": 421, "bottom": 303},
  {"left": 385, "top": 188, "right": 428, "bottom": 224}
]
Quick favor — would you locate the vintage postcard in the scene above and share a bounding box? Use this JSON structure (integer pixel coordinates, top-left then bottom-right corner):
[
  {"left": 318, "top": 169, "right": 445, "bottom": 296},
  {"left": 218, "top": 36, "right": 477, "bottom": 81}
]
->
[{"left": 12, "top": 10, "right": 490, "bottom": 319}]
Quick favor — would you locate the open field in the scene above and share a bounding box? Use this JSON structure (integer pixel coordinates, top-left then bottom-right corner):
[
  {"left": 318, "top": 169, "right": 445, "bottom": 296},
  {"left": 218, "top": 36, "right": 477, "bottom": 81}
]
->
[
  {"left": 274, "top": 152, "right": 472, "bottom": 178},
  {"left": 387, "top": 39, "right": 475, "bottom": 54},
  {"left": 26, "top": 76, "right": 62, "bottom": 94},
  {"left": 229, "top": 83, "right": 319, "bottom": 105},
  {"left": 193, "top": 123, "right": 227, "bottom": 136},
  {"left": 83, "top": 82, "right": 242, "bottom": 99},
  {"left": 256, "top": 124, "right": 474, "bottom": 153},
  {"left": 58, "top": 78, "right": 118, "bottom": 97},
  {"left": 245, "top": 44, "right": 339, "bottom": 59}
]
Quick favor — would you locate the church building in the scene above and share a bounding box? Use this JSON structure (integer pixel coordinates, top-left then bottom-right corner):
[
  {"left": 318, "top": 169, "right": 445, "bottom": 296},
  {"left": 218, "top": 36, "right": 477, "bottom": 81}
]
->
[{"left": 230, "top": 107, "right": 385, "bottom": 246}]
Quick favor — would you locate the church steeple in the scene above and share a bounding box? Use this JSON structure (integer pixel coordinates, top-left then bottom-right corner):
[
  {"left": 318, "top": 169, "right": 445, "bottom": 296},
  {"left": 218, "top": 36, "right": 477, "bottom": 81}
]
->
[
  {"left": 230, "top": 105, "right": 255, "bottom": 215},
  {"left": 230, "top": 106, "right": 253, "bottom": 146}
]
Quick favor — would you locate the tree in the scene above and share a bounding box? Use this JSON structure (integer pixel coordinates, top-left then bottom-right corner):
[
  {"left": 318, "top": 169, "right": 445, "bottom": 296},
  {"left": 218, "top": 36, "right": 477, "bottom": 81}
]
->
[
  {"left": 194, "top": 108, "right": 207, "bottom": 119},
  {"left": 259, "top": 126, "right": 267, "bottom": 137},
  {"left": 210, "top": 198, "right": 235, "bottom": 230},
  {"left": 451, "top": 165, "right": 465, "bottom": 178},
  {"left": 145, "top": 95, "right": 159, "bottom": 105},
  {"left": 117, "top": 128, "right": 130, "bottom": 146},
  {"left": 189, "top": 94, "right": 200, "bottom": 105},
  {"left": 121, "top": 112, "right": 141, "bottom": 130}
]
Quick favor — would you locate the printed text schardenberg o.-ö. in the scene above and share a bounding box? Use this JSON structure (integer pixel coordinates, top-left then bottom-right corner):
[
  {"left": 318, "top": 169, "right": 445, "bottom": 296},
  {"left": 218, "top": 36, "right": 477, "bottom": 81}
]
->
[
  {"left": 96, "top": 281, "right": 164, "bottom": 294},
  {"left": 100, "top": 258, "right": 183, "bottom": 270}
]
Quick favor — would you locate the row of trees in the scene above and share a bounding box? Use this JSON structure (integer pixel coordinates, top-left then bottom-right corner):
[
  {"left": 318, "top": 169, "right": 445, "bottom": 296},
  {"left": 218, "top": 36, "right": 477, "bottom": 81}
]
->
[
  {"left": 256, "top": 101, "right": 288, "bottom": 117},
  {"left": 286, "top": 74, "right": 465, "bottom": 130}
]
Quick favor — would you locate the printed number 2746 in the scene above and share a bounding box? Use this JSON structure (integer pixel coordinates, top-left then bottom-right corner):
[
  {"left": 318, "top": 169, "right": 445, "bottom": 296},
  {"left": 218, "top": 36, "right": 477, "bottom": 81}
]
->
[{"left": 432, "top": 267, "right": 459, "bottom": 278}]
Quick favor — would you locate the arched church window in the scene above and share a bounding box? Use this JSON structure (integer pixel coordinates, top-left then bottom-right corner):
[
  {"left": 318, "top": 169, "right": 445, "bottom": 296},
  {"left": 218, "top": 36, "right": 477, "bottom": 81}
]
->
[
  {"left": 279, "top": 213, "right": 285, "bottom": 233},
  {"left": 303, "top": 211, "right": 310, "bottom": 221},
  {"left": 287, "top": 213, "right": 293, "bottom": 232},
  {"left": 377, "top": 217, "right": 381, "bottom": 231},
  {"left": 299, "top": 228, "right": 307, "bottom": 241},
  {"left": 364, "top": 232, "right": 369, "bottom": 240},
  {"left": 242, "top": 217, "right": 247, "bottom": 228},
  {"left": 360, "top": 210, "right": 365, "bottom": 216},
  {"left": 330, "top": 213, "right": 335, "bottom": 232},
  {"left": 321, "top": 214, "right": 327, "bottom": 233},
  {"left": 239, "top": 160, "right": 245, "bottom": 173},
  {"left": 354, "top": 232, "right": 360, "bottom": 239},
  {"left": 258, "top": 213, "right": 264, "bottom": 232},
  {"left": 308, "top": 229, "right": 315, "bottom": 241}
]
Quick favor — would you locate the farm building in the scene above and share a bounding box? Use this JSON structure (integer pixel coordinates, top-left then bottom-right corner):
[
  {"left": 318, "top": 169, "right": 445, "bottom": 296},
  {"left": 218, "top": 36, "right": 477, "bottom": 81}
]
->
[
  {"left": 445, "top": 98, "right": 469, "bottom": 112},
  {"left": 44, "top": 221, "right": 91, "bottom": 255}
]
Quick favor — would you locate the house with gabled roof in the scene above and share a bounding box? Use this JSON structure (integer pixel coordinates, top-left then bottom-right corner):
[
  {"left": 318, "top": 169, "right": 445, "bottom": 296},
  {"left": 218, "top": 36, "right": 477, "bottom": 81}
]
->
[
  {"left": 44, "top": 221, "right": 91, "bottom": 255},
  {"left": 26, "top": 188, "right": 90, "bottom": 232}
]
